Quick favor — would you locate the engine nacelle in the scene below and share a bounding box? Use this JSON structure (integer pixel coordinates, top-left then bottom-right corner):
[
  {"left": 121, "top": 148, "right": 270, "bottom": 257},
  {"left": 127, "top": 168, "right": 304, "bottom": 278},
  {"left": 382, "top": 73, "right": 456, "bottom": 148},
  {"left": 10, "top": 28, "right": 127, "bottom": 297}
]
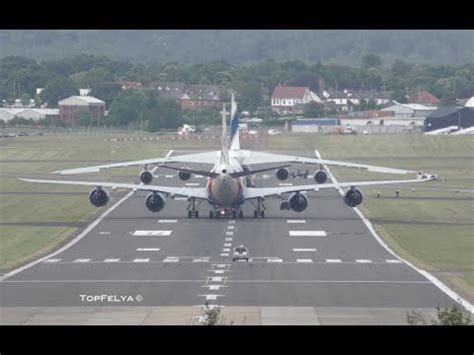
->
[
  {"left": 314, "top": 170, "right": 328, "bottom": 184},
  {"left": 344, "top": 187, "right": 363, "bottom": 207},
  {"left": 89, "top": 187, "right": 110, "bottom": 207},
  {"left": 145, "top": 192, "right": 166, "bottom": 212},
  {"left": 276, "top": 167, "right": 289, "bottom": 180},
  {"left": 140, "top": 170, "right": 153, "bottom": 184},
  {"left": 288, "top": 192, "right": 308, "bottom": 212},
  {"left": 178, "top": 169, "right": 191, "bottom": 181}
]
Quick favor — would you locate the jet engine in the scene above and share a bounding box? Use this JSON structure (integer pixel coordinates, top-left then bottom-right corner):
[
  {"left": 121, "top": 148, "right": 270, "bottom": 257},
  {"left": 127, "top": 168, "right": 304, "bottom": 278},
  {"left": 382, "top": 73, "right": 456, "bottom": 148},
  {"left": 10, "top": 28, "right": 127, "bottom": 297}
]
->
[
  {"left": 140, "top": 170, "right": 153, "bottom": 184},
  {"left": 178, "top": 169, "right": 191, "bottom": 181},
  {"left": 145, "top": 192, "right": 166, "bottom": 212},
  {"left": 89, "top": 187, "right": 110, "bottom": 207},
  {"left": 276, "top": 167, "right": 289, "bottom": 180},
  {"left": 288, "top": 192, "right": 308, "bottom": 212},
  {"left": 314, "top": 170, "right": 328, "bottom": 184},
  {"left": 343, "top": 187, "right": 363, "bottom": 207}
]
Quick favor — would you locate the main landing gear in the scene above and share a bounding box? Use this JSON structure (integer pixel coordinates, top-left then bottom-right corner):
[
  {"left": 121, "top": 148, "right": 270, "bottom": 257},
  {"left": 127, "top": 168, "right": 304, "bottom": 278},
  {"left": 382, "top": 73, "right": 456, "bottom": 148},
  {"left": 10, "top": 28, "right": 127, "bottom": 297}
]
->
[
  {"left": 251, "top": 197, "right": 266, "bottom": 219},
  {"left": 187, "top": 197, "right": 202, "bottom": 218}
]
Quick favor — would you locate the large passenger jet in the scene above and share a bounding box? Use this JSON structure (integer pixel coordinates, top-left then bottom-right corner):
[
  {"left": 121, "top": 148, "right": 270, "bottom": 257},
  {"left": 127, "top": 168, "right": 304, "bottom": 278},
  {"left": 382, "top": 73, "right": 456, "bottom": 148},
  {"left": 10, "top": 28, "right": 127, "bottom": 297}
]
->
[{"left": 21, "top": 97, "right": 438, "bottom": 218}]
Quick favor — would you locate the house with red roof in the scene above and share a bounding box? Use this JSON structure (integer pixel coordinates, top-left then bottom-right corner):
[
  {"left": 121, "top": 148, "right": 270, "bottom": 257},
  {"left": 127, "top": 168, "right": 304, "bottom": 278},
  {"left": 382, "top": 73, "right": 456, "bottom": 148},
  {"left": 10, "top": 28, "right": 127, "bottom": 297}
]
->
[
  {"left": 271, "top": 85, "right": 320, "bottom": 114},
  {"left": 407, "top": 90, "right": 440, "bottom": 106}
]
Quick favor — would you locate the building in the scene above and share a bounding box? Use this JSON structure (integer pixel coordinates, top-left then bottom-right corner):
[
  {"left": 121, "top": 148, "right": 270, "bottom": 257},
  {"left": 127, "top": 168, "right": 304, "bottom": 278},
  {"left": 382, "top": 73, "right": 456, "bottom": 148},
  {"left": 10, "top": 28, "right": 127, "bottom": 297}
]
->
[
  {"left": 0, "top": 108, "right": 59, "bottom": 123},
  {"left": 180, "top": 84, "right": 222, "bottom": 110},
  {"left": 150, "top": 81, "right": 186, "bottom": 100},
  {"left": 58, "top": 96, "right": 105, "bottom": 125},
  {"left": 407, "top": 90, "right": 440, "bottom": 106},
  {"left": 120, "top": 81, "right": 143, "bottom": 90},
  {"left": 271, "top": 86, "right": 319, "bottom": 115},
  {"left": 425, "top": 107, "right": 474, "bottom": 131},
  {"left": 380, "top": 101, "right": 437, "bottom": 118},
  {"left": 464, "top": 96, "right": 474, "bottom": 108},
  {"left": 292, "top": 118, "right": 341, "bottom": 133}
]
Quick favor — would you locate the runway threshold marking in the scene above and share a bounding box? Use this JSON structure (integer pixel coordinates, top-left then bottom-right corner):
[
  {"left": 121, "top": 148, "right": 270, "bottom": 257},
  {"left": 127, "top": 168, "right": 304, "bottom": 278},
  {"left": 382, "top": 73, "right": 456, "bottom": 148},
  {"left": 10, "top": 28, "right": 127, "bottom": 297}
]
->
[
  {"left": 133, "top": 258, "right": 150, "bottom": 263},
  {"left": 289, "top": 231, "right": 327, "bottom": 237},
  {"left": 133, "top": 230, "right": 172, "bottom": 236}
]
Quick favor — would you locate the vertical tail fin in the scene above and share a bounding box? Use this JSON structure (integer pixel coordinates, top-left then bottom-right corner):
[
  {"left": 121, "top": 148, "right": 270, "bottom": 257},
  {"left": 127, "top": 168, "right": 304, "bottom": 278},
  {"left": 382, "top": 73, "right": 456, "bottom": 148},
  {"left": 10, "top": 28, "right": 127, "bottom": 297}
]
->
[
  {"left": 230, "top": 93, "right": 240, "bottom": 151},
  {"left": 220, "top": 103, "right": 230, "bottom": 165}
]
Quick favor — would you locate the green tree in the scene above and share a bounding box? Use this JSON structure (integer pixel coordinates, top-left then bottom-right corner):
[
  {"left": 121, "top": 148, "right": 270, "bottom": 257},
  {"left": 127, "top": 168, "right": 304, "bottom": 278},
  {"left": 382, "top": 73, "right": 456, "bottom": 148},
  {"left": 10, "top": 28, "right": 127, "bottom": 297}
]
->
[
  {"left": 41, "top": 77, "right": 78, "bottom": 107},
  {"left": 362, "top": 53, "right": 382, "bottom": 69},
  {"left": 20, "top": 93, "right": 31, "bottom": 106},
  {"left": 391, "top": 59, "right": 411, "bottom": 76},
  {"left": 304, "top": 102, "right": 325, "bottom": 118},
  {"left": 434, "top": 305, "right": 471, "bottom": 325}
]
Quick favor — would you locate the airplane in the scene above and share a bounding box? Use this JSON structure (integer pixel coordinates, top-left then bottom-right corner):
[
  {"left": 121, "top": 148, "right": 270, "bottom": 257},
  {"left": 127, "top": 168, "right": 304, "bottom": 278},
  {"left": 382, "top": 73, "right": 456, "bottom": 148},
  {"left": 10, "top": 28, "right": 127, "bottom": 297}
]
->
[{"left": 21, "top": 100, "right": 438, "bottom": 219}]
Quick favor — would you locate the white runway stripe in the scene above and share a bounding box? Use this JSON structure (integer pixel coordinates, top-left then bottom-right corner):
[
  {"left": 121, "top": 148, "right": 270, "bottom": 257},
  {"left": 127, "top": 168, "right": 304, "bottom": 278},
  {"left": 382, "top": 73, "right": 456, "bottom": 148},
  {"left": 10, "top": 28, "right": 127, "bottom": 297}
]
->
[
  {"left": 222, "top": 248, "right": 230, "bottom": 252},
  {"left": 386, "top": 259, "right": 403, "bottom": 264},
  {"left": 267, "top": 258, "right": 283, "bottom": 263},
  {"left": 287, "top": 220, "right": 306, "bottom": 224},
  {"left": 207, "top": 285, "right": 222, "bottom": 290},
  {"left": 174, "top": 197, "right": 187, "bottom": 201},
  {"left": 195, "top": 175, "right": 203, "bottom": 178},
  {"left": 133, "top": 258, "right": 150, "bottom": 263},
  {"left": 279, "top": 183, "right": 293, "bottom": 186},
  {"left": 356, "top": 259, "right": 372, "bottom": 263},
  {"left": 296, "top": 259, "right": 313, "bottom": 263},
  {"left": 104, "top": 259, "right": 120, "bottom": 263},
  {"left": 211, "top": 270, "right": 225, "bottom": 274},
  {"left": 193, "top": 258, "right": 210, "bottom": 263},
  {"left": 165, "top": 175, "right": 174, "bottom": 178},
  {"left": 133, "top": 230, "right": 172, "bottom": 236},
  {"left": 228, "top": 220, "right": 235, "bottom": 224},
  {"left": 185, "top": 183, "right": 200, "bottom": 186},
  {"left": 163, "top": 257, "right": 179, "bottom": 262},
  {"left": 220, "top": 253, "right": 229, "bottom": 257},
  {"left": 208, "top": 277, "right": 225, "bottom": 282},
  {"left": 289, "top": 231, "right": 327, "bottom": 237},
  {"left": 226, "top": 231, "right": 234, "bottom": 236},
  {"left": 136, "top": 248, "right": 160, "bottom": 251},
  {"left": 225, "top": 237, "right": 233, "bottom": 242},
  {"left": 326, "top": 259, "right": 342, "bottom": 263},
  {"left": 293, "top": 248, "right": 317, "bottom": 252},
  {"left": 73, "top": 259, "right": 90, "bottom": 263},
  {"left": 227, "top": 225, "right": 235, "bottom": 230},
  {"left": 158, "top": 219, "right": 177, "bottom": 223},
  {"left": 224, "top": 243, "right": 232, "bottom": 247},
  {"left": 43, "top": 259, "right": 61, "bottom": 263},
  {"left": 99, "top": 232, "right": 111, "bottom": 235}
]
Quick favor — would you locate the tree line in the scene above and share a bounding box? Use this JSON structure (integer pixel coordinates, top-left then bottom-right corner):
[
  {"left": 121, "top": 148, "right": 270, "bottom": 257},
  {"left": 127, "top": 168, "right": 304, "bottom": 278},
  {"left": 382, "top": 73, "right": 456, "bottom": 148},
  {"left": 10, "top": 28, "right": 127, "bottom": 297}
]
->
[{"left": 0, "top": 54, "right": 473, "bottom": 130}]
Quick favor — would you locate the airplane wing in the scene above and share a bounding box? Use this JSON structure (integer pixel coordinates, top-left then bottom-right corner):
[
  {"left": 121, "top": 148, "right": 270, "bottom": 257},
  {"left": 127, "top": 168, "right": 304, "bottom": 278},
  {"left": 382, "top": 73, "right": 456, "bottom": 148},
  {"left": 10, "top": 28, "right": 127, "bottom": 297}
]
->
[
  {"left": 239, "top": 151, "right": 413, "bottom": 175},
  {"left": 53, "top": 151, "right": 220, "bottom": 175},
  {"left": 244, "top": 176, "right": 437, "bottom": 199},
  {"left": 20, "top": 178, "right": 209, "bottom": 200}
]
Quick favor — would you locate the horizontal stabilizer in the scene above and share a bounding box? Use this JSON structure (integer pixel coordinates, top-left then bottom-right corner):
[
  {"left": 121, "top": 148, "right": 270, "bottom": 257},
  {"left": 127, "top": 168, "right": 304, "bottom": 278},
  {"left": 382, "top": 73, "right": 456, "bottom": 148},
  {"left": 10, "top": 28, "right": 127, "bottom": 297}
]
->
[{"left": 229, "top": 165, "right": 291, "bottom": 178}]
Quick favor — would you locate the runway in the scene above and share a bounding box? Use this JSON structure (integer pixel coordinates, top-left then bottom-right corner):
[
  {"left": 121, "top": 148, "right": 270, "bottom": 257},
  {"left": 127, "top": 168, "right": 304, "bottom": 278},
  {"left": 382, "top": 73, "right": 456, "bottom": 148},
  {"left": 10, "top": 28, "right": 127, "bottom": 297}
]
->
[{"left": 0, "top": 150, "right": 458, "bottom": 323}]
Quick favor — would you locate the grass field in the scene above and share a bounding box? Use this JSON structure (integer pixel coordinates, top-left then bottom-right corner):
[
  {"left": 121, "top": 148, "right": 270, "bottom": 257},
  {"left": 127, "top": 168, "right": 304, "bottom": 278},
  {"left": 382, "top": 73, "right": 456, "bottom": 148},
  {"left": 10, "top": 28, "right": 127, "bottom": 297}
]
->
[{"left": 0, "top": 132, "right": 473, "bottom": 302}]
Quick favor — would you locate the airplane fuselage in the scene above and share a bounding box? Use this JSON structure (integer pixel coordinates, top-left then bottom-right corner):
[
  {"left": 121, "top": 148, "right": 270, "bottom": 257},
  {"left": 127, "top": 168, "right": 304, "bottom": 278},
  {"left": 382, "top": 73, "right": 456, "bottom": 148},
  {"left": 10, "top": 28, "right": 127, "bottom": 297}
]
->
[{"left": 206, "top": 159, "right": 246, "bottom": 208}]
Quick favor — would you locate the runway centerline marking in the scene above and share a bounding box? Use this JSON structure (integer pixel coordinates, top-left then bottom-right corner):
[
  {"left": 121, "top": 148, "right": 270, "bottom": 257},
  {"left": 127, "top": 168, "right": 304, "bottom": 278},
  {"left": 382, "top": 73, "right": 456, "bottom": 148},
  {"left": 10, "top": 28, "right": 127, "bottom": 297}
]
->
[
  {"left": 224, "top": 243, "right": 232, "bottom": 247},
  {"left": 227, "top": 225, "right": 235, "bottom": 230},
  {"left": 279, "top": 183, "right": 293, "bottom": 186},
  {"left": 356, "top": 259, "right": 373, "bottom": 263},
  {"left": 158, "top": 219, "right": 178, "bottom": 223},
  {"left": 133, "top": 258, "right": 150, "bottom": 263},
  {"left": 185, "top": 183, "right": 200, "bottom": 186},
  {"left": 220, "top": 253, "right": 229, "bottom": 257},
  {"left": 133, "top": 230, "right": 172, "bottom": 236},
  {"left": 165, "top": 175, "right": 174, "bottom": 178},
  {"left": 226, "top": 231, "right": 234, "bottom": 236},
  {"left": 104, "top": 259, "right": 120, "bottom": 263},
  {"left": 287, "top": 220, "right": 306, "bottom": 224},
  {"left": 222, "top": 248, "right": 230, "bottom": 252},
  {"left": 99, "top": 232, "right": 111, "bottom": 235},
  {"left": 296, "top": 259, "right": 313, "bottom": 263},
  {"left": 386, "top": 259, "right": 403, "bottom": 264},
  {"left": 293, "top": 248, "right": 317, "bottom": 252},
  {"left": 326, "top": 259, "right": 342, "bottom": 263},
  {"left": 289, "top": 231, "right": 327, "bottom": 237},
  {"left": 73, "top": 259, "right": 91, "bottom": 263},
  {"left": 136, "top": 248, "right": 161, "bottom": 251},
  {"left": 225, "top": 238, "right": 233, "bottom": 242}
]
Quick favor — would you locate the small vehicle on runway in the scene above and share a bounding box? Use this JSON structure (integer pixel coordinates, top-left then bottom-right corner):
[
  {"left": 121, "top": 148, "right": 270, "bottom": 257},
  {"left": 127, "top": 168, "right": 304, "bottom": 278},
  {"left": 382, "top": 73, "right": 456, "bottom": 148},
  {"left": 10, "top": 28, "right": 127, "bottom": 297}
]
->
[{"left": 233, "top": 245, "right": 249, "bottom": 262}]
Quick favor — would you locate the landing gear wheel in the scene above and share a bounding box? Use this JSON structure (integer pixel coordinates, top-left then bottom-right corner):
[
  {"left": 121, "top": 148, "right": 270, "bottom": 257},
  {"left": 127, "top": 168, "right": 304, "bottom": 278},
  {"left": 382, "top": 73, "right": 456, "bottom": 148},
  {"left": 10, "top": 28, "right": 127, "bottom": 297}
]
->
[
  {"left": 209, "top": 211, "right": 214, "bottom": 218},
  {"left": 188, "top": 210, "right": 192, "bottom": 218},
  {"left": 260, "top": 210, "right": 265, "bottom": 218},
  {"left": 195, "top": 210, "right": 199, "bottom": 218},
  {"left": 239, "top": 210, "right": 244, "bottom": 218},
  {"left": 232, "top": 210, "right": 236, "bottom": 219},
  {"left": 254, "top": 210, "right": 258, "bottom": 218}
]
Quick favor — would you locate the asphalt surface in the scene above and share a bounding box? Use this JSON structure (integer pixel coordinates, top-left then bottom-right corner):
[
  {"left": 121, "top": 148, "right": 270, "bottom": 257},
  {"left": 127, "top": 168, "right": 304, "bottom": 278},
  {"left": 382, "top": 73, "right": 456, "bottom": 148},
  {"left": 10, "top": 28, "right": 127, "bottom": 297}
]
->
[{"left": 0, "top": 150, "right": 456, "bottom": 310}]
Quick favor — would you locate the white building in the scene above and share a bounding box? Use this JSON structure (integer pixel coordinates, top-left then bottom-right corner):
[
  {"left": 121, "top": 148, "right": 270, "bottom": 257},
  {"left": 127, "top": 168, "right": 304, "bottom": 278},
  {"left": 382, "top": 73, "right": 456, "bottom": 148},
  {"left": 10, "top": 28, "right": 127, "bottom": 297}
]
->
[
  {"left": 271, "top": 86, "right": 321, "bottom": 114},
  {"left": 381, "top": 101, "right": 437, "bottom": 118},
  {"left": 0, "top": 108, "right": 59, "bottom": 122}
]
